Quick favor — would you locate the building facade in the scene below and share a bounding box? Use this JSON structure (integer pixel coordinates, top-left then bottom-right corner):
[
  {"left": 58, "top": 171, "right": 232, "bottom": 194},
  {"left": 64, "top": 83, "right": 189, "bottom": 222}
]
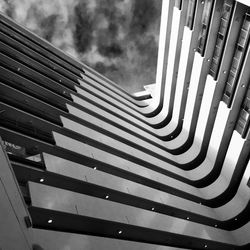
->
[{"left": 0, "top": 0, "right": 250, "bottom": 249}]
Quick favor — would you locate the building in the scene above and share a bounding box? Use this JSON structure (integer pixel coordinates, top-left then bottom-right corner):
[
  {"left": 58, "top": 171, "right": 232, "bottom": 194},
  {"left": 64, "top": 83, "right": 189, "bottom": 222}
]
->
[{"left": 0, "top": 0, "right": 250, "bottom": 249}]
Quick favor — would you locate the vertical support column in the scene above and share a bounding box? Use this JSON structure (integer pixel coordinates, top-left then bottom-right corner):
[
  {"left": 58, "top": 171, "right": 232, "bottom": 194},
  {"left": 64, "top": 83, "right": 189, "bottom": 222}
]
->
[{"left": 0, "top": 138, "right": 33, "bottom": 250}]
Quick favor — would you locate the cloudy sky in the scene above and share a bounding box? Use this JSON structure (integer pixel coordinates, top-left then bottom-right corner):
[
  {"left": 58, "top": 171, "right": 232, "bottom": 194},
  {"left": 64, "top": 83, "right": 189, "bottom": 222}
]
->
[{"left": 0, "top": 0, "right": 162, "bottom": 93}]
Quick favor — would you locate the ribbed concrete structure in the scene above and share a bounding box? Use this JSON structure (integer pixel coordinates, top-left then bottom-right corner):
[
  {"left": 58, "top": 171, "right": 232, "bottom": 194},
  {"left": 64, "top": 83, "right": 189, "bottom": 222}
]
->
[{"left": 0, "top": 0, "right": 250, "bottom": 249}]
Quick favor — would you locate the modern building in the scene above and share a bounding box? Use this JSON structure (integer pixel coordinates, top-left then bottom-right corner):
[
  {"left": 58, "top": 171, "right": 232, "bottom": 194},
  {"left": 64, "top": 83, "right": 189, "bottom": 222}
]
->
[{"left": 0, "top": 0, "right": 250, "bottom": 249}]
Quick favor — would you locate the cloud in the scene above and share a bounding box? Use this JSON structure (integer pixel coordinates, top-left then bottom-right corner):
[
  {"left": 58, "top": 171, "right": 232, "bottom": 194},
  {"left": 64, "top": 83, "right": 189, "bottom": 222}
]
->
[
  {"left": 73, "top": 1, "right": 94, "bottom": 53},
  {"left": 129, "top": 0, "right": 158, "bottom": 36},
  {"left": 98, "top": 41, "right": 123, "bottom": 58},
  {"left": 39, "top": 14, "right": 59, "bottom": 42},
  {"left": 74, "top": 0, "right": 162, "bottom": 93},
  {"left": 0, "top": 0, "right": 15, "bottom": 18}
]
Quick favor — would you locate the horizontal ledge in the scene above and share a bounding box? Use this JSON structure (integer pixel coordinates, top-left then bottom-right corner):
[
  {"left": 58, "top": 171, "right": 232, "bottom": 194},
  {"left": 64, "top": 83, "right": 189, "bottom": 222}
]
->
[{"left": 29, "top": 206, "right": 238, "bottom": 250}]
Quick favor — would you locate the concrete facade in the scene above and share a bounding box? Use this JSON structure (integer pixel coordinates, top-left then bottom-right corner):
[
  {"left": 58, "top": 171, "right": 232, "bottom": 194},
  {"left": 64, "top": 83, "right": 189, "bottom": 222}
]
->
[{"left": 0, "top": 0, "right": 250, "bottom": 249}]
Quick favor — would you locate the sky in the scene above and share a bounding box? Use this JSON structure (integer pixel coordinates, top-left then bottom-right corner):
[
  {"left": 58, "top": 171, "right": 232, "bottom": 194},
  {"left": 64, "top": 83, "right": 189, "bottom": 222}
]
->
[{"left": 0, "top": 0, "right": 162, "bottom": 93}]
